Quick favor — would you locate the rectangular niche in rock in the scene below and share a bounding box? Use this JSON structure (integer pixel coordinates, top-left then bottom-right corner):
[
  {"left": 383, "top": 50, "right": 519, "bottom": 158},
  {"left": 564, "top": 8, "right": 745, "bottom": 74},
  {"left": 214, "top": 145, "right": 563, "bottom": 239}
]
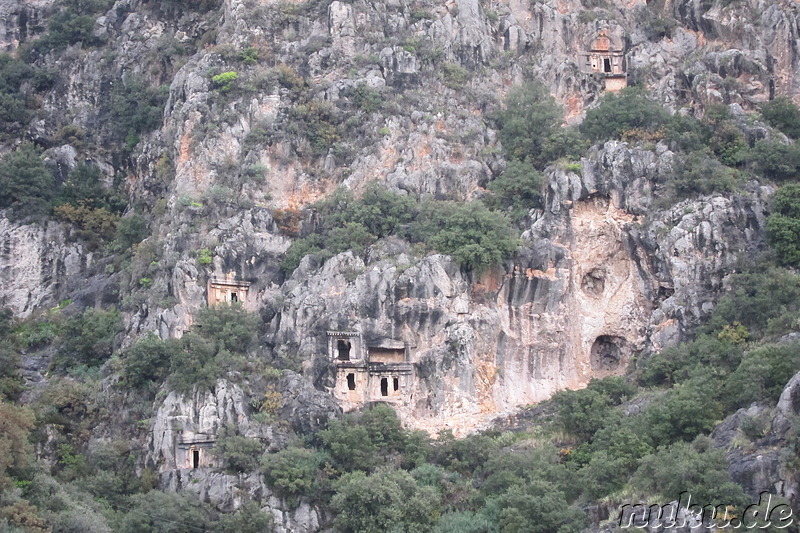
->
[
  {"left": 208, "top": 272, "right": 251, "bottom": 307},
  {"left": 176, "top": 434, "right": 217, "bottom": 470},
  {"left": 327, "top": 331, "right": 362, "bottom": 361}
]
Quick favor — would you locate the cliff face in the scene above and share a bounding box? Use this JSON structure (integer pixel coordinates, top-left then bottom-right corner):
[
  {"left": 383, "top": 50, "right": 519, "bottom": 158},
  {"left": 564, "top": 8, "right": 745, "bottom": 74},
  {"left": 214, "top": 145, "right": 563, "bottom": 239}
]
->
[
  {"left": 0, "top": 0, "right": 796, "bottom": 517},
  {"left": 265, "top": 141, "right": 770, "bottom": 434},
  {"left": 0, "top": 0, "right": 788, "bottom": 428}
]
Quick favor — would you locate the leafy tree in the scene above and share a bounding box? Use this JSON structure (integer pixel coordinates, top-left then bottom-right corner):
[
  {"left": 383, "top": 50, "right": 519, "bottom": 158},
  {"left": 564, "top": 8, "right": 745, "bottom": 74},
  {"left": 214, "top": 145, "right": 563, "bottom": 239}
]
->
[
  {"left": 214, "top": 430, "right": 263, "bottom": 473},
  {"left": 215, "top": 502, "right": 274, "bottom": 533},
  {"left": 53, "top": 308, "right": 121, "bottom": 369},
  {"left": 495, "top": 82, "right": 562, "bottom": 169},
  {"left": 121, "top": 333, "right": 177, "bottom": 390},
  {"left": 331, "top": 468, "right": 440, "bottom": 533},
  {"left": 751, "top": 139, "right": 800, "bottom": 181},
  {"left": 642, "top": 376, "right": 723, "bottom": 447},
  {"left": 767, "top": 184, "right": 800, "bottom": 267},
  {"left": 0, "top": 144, "right": 56, "bottom": 221},
  {"left": 551, "top": 376, "right": 634, "bottom": 441},
  {"left": 581, "top": 87, "right": 670, "bottom": 143},
  {"left": 116, "top": 490, "right": 214, "bottom": 533},
  {"left": 722, "top": 342, "right": 800, "bottom": 410},
  {"left": 262, "top": 446, "right": 322, "bottom": 500},
  {"left": 485, "top": 159, "right": 545, "bottom": 220},
  {"left": 630, "top": 436, "right": 749, "bottom": 507},
  {"left": 413, "top": 201, "right": 518, "bottom": 272},
  {"left": 0, "top": 401, "right": 34, "bottom": 491},
  {"left": 760, "top": 97, "right": 800, "bottom": 139}
]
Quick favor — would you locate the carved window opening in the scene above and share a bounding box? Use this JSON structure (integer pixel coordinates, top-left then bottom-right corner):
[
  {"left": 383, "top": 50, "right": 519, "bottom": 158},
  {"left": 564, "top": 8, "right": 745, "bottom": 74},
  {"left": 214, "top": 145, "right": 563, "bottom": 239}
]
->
[
  {"left": 230, "top": 292, "right": 238, "bottom": 302},
  {"left": 380, "top": 378, "right": 389, "bottom": 396},
  {"left": 393, "top": 377, "right": 399, "bottom": 391},
  {"left": 603, "top": 58, "right": 611, "bottom": 73},
  {"left": 337, "top": 340, "right": 351, "bottom": 361},
  {"left": 192, "top": 449, "right": 200, "bottom": 469},
  {"left": 347, "top": 373, "right": 356, "bottom": 390}
]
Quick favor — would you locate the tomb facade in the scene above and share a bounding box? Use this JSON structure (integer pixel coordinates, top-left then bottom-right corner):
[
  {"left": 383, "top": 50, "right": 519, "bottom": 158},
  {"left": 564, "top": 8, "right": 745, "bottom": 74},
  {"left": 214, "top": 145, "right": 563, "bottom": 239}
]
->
[
  {"left": 328, "top": 331, "right": 414, "bottom": 409},
  {"left": 175, "top": 432, "right": 217, "bottom": 469},
  {"left": 580, "top": 30, "right": 627, "bottom": 92},
  {"left": 208, "top": 272, "right": 251, "bottom": 307}
]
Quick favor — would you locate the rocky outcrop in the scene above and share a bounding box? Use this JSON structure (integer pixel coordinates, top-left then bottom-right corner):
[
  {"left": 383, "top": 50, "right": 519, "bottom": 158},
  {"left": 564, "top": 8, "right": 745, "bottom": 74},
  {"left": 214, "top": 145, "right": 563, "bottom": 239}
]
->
[
  {"left": 712, "top": 364, "right": 800, "bottom": 509},
  {"left": 0, "top": 0, "right": 55, "bottom": 51},
  {"left": 267, "top": 141, "right": 770, "bottom": 434},
  {"left": 0, "top": 217, "right": 91, "bottom": 317}
]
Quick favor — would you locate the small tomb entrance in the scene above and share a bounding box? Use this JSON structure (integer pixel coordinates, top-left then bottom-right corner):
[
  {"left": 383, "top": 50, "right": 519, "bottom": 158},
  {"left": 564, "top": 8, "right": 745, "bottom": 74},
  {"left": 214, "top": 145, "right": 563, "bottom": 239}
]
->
[
  {"left": 580, "top": 30, "right": 627, "bottom": 92},
  {"left": 208, "top": 273, "right": 251, "bottom": 307}
]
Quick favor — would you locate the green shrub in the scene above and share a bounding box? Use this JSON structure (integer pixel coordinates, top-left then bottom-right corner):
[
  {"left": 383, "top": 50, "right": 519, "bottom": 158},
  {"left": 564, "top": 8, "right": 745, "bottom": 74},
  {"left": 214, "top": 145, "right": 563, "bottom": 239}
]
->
[
  {"left": 722, "top": 342, "right": 800, "bottom": 410},
  {"left": 262, "top": 446, "right": 322, "bottom": 500},
  {"left": 759, "top": 97, "right": 800, "bottom": 139},
  {"left": 109, "top": 76, "right": 168, "bottom": 150},
  {"left": 552, "top": 377, "right": 634, "bottom": 441},
  {"left": 23, "top": 0, "right": 112, "bottom": 57},
  {"left": 214, "top": 430, "right": 263, "bottom": 473},
  {"left": 349, "top": 84, "right": 383, "bottom": 113},
  {"left": 331, "top": 468, "right": 440, "bottom": 533},
  {"left": 440, "top": 63, "right": 468, "bottom": 89},
  {"left": 581, "top": 87, "right": 670, "bottom": 143},
  {"left": 116, "top": 490, "right": 214, "bottom": 533},
  {"left": 282, "top": 185, "right": 517, "bottom": 274},
  {"left": 767, "top": 184, "right": 800, "bottom": 267},
  {"left": 212, "top": 71, "right": 239, "bottom": 92},
  {"left": 0, "top": 143, "right": 56, "bottom": 221},
  {"left": 165, "top": 305, "right": 259, "bottom": 393},
  {"left": 412, "top": 201, "right": 518, "bottom": 272},
  {"left": 197, "top": 248, "right": 213, "bottom": 265},
  {"left": 287, "top": 100, "right": 340, "bottom": 155},
  {"left": 53, "top": 308, "right": 121, "bottom": 369},
  {"left": 121, "top": 333, "right": 177, "bottom": 389},
  {"left": 56, "top": 164, "right": 125, "bottom": 213},
  {"left": 485, "top": 159, "right": 545, "bottom": 220},
  {"left": 495, "top": 82, "right": 563, "bottom": 169},
  {"left": 637, "top": 333, "right": 742, "bottom": 387},
  {"left": 0, "top": 55, "right": 53, "bottom": 135},
  {"left": 750, "top": 139, "right": 800, "bottom": 181},
  {"left": 318, "top": 420, "right": 378, "bottom": 473},
  {"left": 630, "top": 436, "right": 748, "bottom": 506},
  {"left": 481, "top": 479, "right": 588, "bottom": 533},
  {"left": 642, "top": 376, "right": 723, "bottom": 447},
  {"left": 112, "top": 215, "right": 148, "bottom": 252},
  {"left": 702, "top": 267, "right": 800, "bottom": 338},
  {"left": 194, "top": 303, "right": 259, "bottom": 353},
  {"left": 665, "top": 152, "right": 741, "bottom": 200},
  {"left": 239, "top": 47, "right": 259, "bottom": 65},
  {"left": 215, "top": 502, "right": 274, "bottom": 533}
]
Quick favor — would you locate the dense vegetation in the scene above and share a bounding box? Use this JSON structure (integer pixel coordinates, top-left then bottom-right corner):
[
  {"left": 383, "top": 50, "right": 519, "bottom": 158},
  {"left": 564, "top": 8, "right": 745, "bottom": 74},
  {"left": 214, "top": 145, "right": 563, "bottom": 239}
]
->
[
  {"left": 2, "top": 253, "right": 799, "bottom": 531},
  {"left": 281, "top": 183, "right": 519, "bottom": 273},
  {"left": 2, "top": 0, "right": 800, "bottom": 529}
]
